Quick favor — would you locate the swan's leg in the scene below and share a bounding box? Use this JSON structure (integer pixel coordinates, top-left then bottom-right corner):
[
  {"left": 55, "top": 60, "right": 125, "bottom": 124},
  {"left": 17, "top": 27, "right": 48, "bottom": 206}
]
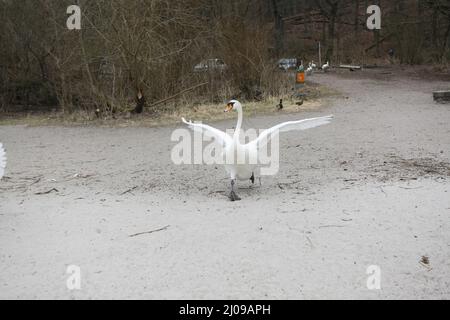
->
[{"left": 229, "top": 179, "right": 241, "bottom": 201}]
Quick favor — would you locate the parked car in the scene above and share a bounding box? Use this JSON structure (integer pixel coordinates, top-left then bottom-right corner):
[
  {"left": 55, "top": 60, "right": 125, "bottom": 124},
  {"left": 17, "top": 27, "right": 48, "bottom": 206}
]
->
[
  {"left": 277, "top": 58, "right": 298, "bottom": 71},
  {"left": 193, "top": 59, "right": 227, "bottom": 73}
]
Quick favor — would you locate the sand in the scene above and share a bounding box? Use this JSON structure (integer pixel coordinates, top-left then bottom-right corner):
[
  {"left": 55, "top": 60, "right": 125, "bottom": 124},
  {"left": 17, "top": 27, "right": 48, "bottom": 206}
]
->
[{"left": 0, "top": 69, "right": 449, "bottom": 299}]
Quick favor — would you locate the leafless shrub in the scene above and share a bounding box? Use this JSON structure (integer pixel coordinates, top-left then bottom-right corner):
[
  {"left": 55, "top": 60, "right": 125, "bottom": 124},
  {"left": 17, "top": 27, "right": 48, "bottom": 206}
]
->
[{"left": 0, "top": 0, "right": 448, "bottom": 116}]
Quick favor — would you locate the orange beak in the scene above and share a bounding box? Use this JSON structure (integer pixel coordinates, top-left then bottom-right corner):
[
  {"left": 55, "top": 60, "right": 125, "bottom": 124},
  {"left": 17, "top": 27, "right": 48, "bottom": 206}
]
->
[{"left": 224, "top": 103, "right": 234, "bottom": 113}]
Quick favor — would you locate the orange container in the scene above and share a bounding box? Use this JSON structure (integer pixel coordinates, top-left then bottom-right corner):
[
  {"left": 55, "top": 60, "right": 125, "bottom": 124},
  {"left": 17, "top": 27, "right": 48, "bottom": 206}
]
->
[{"left": 296, "top": 71, "right": 305, "bottom": 84}]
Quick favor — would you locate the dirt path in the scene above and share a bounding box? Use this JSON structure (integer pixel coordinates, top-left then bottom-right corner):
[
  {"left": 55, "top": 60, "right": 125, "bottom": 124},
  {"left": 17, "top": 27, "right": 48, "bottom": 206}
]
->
[{"left": 1, "top": 70, "right": 449, "bottom": 299}]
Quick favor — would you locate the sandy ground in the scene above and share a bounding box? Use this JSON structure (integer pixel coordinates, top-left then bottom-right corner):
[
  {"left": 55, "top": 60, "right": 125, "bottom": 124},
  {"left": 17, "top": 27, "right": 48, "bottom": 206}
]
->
[{"left": 0, "top": 69, "right": 449, "bottom": 300}]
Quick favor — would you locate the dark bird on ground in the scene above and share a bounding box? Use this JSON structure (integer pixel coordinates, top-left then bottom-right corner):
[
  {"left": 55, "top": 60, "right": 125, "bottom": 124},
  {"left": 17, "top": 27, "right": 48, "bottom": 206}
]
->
[
  {"left": 277, "top": 99, "right": 283, "bottom": 110},
  {"left": 132, "top": 89, "right": 146, "bottom": 114}
]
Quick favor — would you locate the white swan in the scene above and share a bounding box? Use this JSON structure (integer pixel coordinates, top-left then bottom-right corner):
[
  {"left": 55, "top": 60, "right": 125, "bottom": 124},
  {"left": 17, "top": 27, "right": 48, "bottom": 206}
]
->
[
  {"left": 0, "top": 143, "right": 6, "bottom": 180},
  {"left": 182, "top": 100, "right": 333, "bottom": 201},
  {"left": 322, "top": 61, "right": 330, "bottom": 72},
  {"left": 306, "top": 63, "right": 314, "bottom": 75}
]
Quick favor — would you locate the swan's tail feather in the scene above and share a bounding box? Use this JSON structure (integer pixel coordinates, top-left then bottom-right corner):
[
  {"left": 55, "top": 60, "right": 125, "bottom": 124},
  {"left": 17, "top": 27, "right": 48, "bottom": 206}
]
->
[{"left": 0, "top": 143, "right": 6, "bottom": 179}]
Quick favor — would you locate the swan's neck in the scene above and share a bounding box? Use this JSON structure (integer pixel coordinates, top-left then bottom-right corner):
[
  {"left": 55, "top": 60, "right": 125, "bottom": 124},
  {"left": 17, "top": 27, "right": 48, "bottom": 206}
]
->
[{"left": 234, "top": 106, "right": 243, "bottom": 140}]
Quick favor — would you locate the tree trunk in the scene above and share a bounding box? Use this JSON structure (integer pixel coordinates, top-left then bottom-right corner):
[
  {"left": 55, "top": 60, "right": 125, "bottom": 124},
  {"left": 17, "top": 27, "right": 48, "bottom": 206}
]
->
[
  {"left": 354, "top": 0, "right": 359, "bottom": 37},
  {"left": 441, "top": 22, "right": 450, "bottom": 62},
  {"left": 327, "top": 7, "right": 337, "bottom": 61},
  {"left": 271, "top": 0, "right": 284, "bottom": 56},
  {"left": 374, "top": 0, "right": 381, "bottom": 57},
  {"left": 432, "top": 6, "right": 439, "bottom": 48}
]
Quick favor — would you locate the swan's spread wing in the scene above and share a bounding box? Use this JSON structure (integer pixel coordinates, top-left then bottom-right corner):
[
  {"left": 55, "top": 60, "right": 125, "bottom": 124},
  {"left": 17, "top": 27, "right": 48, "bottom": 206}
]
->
[
  {"left": 0, "top": 143, "right": 6, "bottom": 179},
  {"left": 182, "top": 118, "right": 233, "bottom": 146},
  {"left": 251, "top": 115, "right": 333, "bottom": 148}
]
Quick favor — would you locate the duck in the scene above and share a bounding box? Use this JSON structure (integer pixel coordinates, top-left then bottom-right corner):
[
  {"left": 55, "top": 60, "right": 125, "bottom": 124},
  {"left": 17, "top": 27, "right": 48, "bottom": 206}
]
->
[
  {"left": 132, "top": 89, "right": 145, "bottom": 114},
  {"left": 311, "top": 61, "right": 317, "bottom": 69},
  {"left": 182, "top": 100, "right": 333, "bottom": 201},
  {"left": 0, "top": 143, "right": 6, "bottom": 179},
  {"left": 276, "top": 99, "right": 284, "bottom": 110},
  {"left": 322, "top": 61, "right": 330, "bottom": 72}
]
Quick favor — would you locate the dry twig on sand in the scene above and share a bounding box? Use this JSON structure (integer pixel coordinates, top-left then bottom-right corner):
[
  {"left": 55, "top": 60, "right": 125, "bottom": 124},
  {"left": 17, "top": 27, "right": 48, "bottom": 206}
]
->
[
  {"left": 120, "top": 186, "right": 139, "bottom": 195},
  {"left": 129, "top": 225, "right": 170, "bottom": 238},
  {"left": 318, "top": 225, "right": 347, "bottom": 229},
  {"left": 35, "top": 188, "right": 59, "bottom": 195}
]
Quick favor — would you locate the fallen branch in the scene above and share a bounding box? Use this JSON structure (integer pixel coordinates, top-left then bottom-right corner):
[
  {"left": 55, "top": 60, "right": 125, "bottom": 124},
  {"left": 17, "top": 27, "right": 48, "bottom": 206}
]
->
[
  {"left": 35, "top": 188, "right": 59, "bottom": 195},
  {"left": 147, "top": 82, "right": 208, "bottom": 109},
  {"left": 399, "top": 186, "right": 423, "bottom": 190},
  {"left": 208, "top": 190, "right": 225, "bottom": 195},
  {"left": 120, "top": 186, "right": 138, "bottom": 196},
  {"left": 306, "top": 236, "right": 314, "bottom": 249},
  {"left": 129, "top": 225, "right": 170, "bottom": 238},
  {"left": 29, "top": 177, "right": 42, "bottom": 186},
  {"left": 339, "top": 65, "right": 361, "bottom": 70},
  {"left": 365, "top": 33, "right": 393, "bottom": 52},
  {"left": 379, "top": 186, "right": 388, "bottom": 197},
  {"left": 318, "top": 225, "right": 347, "bottom": 229}
]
